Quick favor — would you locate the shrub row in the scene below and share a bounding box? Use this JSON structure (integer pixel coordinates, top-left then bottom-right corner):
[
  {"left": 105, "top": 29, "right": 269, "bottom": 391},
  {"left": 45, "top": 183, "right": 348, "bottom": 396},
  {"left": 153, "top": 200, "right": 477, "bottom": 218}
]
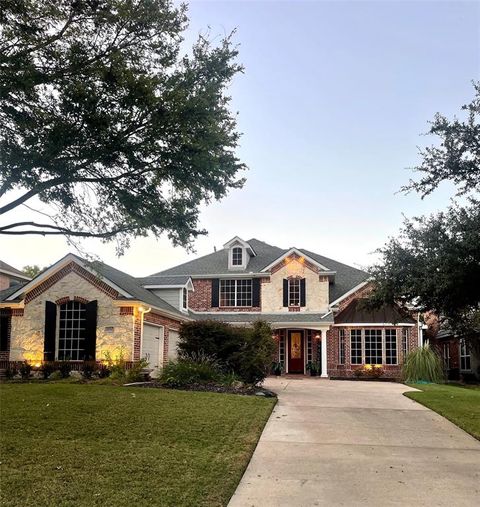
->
[{"left": 174, "top": 320, "right": 276, "bottom": 385}]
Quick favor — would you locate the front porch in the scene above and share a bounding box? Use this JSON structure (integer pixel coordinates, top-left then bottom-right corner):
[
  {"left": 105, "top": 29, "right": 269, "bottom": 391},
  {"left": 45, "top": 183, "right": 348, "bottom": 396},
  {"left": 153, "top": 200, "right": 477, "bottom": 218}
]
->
[{"left": 272, "top": 327, "right": 329, "bottom": 377}]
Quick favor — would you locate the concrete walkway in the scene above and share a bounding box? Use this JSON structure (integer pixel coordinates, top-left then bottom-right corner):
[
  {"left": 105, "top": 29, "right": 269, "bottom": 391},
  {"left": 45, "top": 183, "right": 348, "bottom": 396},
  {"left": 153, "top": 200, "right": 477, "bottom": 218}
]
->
[{"left": 229, "top": 378, "right": 480, "bottom": 507}]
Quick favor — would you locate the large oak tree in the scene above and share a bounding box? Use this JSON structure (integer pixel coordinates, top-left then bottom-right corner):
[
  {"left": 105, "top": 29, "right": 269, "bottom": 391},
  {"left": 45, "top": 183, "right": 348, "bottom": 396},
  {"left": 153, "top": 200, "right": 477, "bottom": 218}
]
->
[
  {"left": 0, "top": 0, "right": 245, "bottom": 252},
  {"left": 369, "top": 83, "right": 480, "bottom": 349}
]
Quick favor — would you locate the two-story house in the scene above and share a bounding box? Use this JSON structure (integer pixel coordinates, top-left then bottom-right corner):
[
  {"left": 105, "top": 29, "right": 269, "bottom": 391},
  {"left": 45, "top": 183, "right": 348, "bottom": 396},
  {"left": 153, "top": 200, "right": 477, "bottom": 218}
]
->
[
  {"left": 152, "top": 237, "right": 422, "bottom": 378},
  {"left": 0, "top": 238, "right": 422, "bottom": 378}
]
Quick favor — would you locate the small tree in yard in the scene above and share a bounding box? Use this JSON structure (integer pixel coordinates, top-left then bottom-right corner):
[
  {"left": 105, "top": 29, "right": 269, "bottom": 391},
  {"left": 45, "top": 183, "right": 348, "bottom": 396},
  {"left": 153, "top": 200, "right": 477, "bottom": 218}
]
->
[
  {"left": 178, "top": 320, "right": 276, "bottom": 385},
  {"left": 0, "top": 0, "right": 245, "bottom": 253},
  {"left": 234, "top": 321, "right": 276, "bottom": 385}
]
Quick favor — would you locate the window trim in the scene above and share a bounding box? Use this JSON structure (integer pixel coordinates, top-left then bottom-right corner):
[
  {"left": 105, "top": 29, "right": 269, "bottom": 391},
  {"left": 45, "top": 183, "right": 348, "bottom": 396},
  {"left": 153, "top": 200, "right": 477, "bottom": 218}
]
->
[
  {"left": 349, "top": 328, "right": 400, "bottom": 366},
  {"left": 231, "top": 247, "right": 243, "bottom": 266},
  {"left": 182, "top": 287, "right": 188, "bottom": 310},
  {"left": 56, "top": 300, "right": 87, "bottom": 361},
  {"left": 460, "top": 339, "right": 471, "bottom": 371},
  {"left": 338, "top": 328, "right": 346, "bottom": 365},
  {"left": 288, "top": 277, "right": 301, "bottom": 307},
  {"left": 219, "top": 279, "right": 253, "bottom": 307}
]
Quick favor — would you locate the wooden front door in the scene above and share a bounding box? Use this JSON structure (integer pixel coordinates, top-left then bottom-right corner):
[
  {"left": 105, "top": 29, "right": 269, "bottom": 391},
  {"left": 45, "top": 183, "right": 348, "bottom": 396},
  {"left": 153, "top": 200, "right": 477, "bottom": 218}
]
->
[{"left": 288, "top": 330, "right": 304, "bottom": 373}]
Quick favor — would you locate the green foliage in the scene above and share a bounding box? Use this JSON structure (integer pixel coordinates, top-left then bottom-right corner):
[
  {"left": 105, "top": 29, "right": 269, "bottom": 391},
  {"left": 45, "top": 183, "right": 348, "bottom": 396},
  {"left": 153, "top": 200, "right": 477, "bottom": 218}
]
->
[
  {"left": 0, "top": 0, "right": 245, "bottom": 253},
  {"left": 306, "top": 361, "right": 319, "bottom": 375},
  {"left": 21, "top": 265, "right": 45, "bottom": 278},
  {"left": 369, "top": 83, "right": 480, "bottom": 348},
  {"left": 80, "top": 361, "right": 97, "bottom": 379},
  {"left": 271, "top": 361, "right": 283, "bottom": 375},
  {"left": 39, "top": 362, "right": 56, "bottom": 380},
  {"left": 4, "top": 366, "right": 18, "bottom": 380},
  {"left": 178, "top": 320, "right": 244, "bottom": 369},
  {"left": 48, "top": 371, "right": 63, "bottom": 381},
  {"left": 57, "top": 361, "right": 72, "bottom": 379},
  {"left": 159, "top": 353, "right": 223, "bottom": 388},
  {"left": 125, "top": 358, "right": 149, "bottom": 383},
  {"left": 18, "top": 361, "right": 32, "bottom": 380},
  {"left": 234, "top": 322, "right": 277, "bottom": 385},
  {"left": 178, "top": 320, "right": 276, "bottom": 385},
  {"left": 103, "top": 349, "right": 126, "bottom": 378},
  {"left": 403, "top": 344, "right": 445, "bottom": 383},
  {"left": 403, "top": 82, "right": 480, "bottom": 197}
]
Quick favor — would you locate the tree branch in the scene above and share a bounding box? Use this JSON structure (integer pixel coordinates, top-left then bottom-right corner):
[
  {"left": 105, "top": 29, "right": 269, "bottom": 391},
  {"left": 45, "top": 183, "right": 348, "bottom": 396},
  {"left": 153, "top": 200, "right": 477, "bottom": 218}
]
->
[{"left": 0, "top": 221, "right": 133, "bottom": 238}]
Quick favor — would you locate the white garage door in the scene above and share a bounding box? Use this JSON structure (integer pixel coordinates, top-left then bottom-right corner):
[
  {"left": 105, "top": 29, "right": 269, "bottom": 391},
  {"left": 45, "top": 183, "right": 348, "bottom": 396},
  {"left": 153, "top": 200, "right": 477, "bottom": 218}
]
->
[
  {"left": 168, "top": 329, "right": 180, "bottom": 361},
  {"left": 142, "top": 324, "right": 164, "bottom": 376}
]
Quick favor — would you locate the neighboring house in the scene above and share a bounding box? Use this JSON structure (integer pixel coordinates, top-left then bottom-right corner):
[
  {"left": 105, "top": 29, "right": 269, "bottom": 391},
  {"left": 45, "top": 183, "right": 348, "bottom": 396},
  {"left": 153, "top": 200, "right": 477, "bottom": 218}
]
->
[
  {"left": 0, "top": 237, "right": 424, "bottom": 379},
  {"left": 0, "top": 254, "right": 192, "bottom": 373},
  {"left": 433, "top": 327, "right": 480, "bottom": 381},
  {"left": 0, "top": 260, "right": 31, "bottom": 291},
  {"left": 153, "top": 237, "right": 423, "bottom": 378}
]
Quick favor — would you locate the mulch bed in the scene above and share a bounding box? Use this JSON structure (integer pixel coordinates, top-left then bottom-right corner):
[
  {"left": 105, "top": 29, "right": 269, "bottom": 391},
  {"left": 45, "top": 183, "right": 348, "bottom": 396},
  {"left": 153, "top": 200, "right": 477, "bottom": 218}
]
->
[{"left": 125, "top": 381, "right": 277, "bottom": 397}]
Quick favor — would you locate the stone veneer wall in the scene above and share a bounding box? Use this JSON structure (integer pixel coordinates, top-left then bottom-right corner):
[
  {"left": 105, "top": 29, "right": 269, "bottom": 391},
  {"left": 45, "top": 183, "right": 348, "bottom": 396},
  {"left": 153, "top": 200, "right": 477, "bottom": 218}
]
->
[
  {"left": 9, "top": 270, "right": 134, "bottom": 362},
  {"left": 262, "top": 257, "right": 329, "bottom": 313}
]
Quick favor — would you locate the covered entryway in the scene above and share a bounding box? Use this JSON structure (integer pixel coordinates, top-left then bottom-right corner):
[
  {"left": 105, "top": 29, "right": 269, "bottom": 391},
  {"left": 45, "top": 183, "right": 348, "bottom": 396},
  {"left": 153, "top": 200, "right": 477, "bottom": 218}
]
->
[
  {"left": 287, "top": 330, "right": 304, "bottom": 373},
  {"left": 142, "top": 323, "right": 164, "bottom": 376}
]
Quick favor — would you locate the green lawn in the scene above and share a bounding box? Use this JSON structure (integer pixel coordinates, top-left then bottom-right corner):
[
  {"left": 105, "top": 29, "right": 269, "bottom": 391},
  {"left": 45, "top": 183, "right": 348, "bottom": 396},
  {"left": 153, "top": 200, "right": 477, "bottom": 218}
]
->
[
  {"left": 0, "top": 383, "right": 275, "bottom": 507},
  {"left": 405, "top": 383, "right": 480, "bottom": 440}
]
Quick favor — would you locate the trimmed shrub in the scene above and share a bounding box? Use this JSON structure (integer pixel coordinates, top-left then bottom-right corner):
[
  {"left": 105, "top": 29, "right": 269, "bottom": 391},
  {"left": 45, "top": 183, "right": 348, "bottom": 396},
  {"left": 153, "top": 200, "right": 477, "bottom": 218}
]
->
[
  {"left": 159, "top": 353, "right": 222, "bottom": 388},
  {"left": 40, "top": 362, "right": 56, "bottom": 380},
  {"left": 403, "top": 344, "right": 445, "bottom": 383},
  {"left": 178, "top": 320, "right": 243, "bottom": 370},
  {"left": 4, "top": 366, "right": 18, "bottom": 380},
  {"left": 233, "top": 321, "right": 277, "bottom": 385},
  {"left": 58, "top": 361, "right": 72, "bottom": 379},
  {"left": 48, "top": 370, "right": 63, "bottom": 380},
  {"left": 178, "top": 320, "right": 276, "bottom": 385},
  {"left": 19, "top": 361, "right": 32, "bottom": 380},
  {"left": 81, "top": 361, "right": 97, "bottom": 379}
]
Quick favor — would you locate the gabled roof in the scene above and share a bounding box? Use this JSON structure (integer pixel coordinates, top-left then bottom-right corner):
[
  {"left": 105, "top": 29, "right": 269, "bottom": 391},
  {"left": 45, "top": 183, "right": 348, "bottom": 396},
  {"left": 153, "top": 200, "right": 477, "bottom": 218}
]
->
[
  {"left": 0, "top": 260, "right": 31, "bottom": 281},
  {"left": 334, "top": 298, "right": 416, "bottom": 325},
  {"left": 154, "top": 238, "right": 369, "bottom": 303},
  {"left": 223, "top": 236, "right": 257, "bottom": 256},
  {"left": 0, "top": 283, "right": 27, "bottom": 302},
  {"left": 153, "top": 239, "right": 286, "bottom": 276},
  {"left": 1, "top": 253, "right": 189, "bottom": 320}
]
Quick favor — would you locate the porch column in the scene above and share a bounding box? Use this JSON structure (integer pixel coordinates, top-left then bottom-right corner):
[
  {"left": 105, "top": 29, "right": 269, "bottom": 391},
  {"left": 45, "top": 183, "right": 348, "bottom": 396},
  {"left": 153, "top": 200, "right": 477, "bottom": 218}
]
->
[{"left": 320, "top": 328, "right": 328, "bottom": 378}]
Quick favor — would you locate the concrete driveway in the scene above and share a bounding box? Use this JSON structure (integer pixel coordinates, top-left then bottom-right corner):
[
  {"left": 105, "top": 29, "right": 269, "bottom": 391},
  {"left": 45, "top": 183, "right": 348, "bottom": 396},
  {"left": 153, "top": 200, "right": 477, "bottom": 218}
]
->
[{"left": 229, "top": 378, "right": 480, "bottom": 507}]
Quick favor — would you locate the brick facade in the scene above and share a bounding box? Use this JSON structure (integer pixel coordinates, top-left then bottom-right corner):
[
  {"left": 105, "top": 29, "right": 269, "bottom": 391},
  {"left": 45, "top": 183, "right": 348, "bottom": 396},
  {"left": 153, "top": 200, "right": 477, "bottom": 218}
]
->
[{"left": 189, "top": 279, "right": 262, "bottom": 312}]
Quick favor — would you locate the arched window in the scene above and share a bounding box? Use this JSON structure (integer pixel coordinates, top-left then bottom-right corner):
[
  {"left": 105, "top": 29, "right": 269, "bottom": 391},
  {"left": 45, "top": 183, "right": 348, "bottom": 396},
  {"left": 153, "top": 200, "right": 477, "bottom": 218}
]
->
[
  {"left": 58, "top": 300, "right": 87, "bottom": 360},
  {"left": 232, "top": 247, "right": 243, "bottom": 266}
]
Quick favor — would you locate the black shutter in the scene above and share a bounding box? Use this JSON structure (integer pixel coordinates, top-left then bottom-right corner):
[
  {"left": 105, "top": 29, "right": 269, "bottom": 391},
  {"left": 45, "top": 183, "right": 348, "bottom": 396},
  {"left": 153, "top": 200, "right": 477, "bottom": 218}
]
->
[
  {"left": 44, "top": 301, "right": 57, "bottom": 361},
  {"left": 0, "top": 315, "right": 9, "bottom": 352},
  {"left": 84, "top": 300, "right": 98, "bottom": 360},
  {"left": 283, "top": 279, "right": 288, "bottom": 307},
  {"left": 300, "top": 278, "right": 306, "bottom": 307},
  {"left": 211, "top": 279, "right": 219, "bottom": 307},
  {"left": 252, "top": 279, "right": 260, "bottom": 307}
]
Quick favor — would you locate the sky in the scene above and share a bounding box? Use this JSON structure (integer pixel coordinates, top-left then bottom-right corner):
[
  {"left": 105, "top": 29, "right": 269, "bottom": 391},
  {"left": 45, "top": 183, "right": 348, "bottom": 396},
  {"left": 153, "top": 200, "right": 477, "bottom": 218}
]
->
[{"left": 1, "top": 0, "right": 479, "bottom": 276}]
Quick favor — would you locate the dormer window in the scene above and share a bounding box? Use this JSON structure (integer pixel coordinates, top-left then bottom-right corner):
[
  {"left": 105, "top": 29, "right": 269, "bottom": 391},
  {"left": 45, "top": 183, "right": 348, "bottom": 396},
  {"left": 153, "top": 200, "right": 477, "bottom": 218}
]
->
[
  {"left": 232, "top": 247, "right": 243, "bottom": 266},
  {"left": 224, "top": 236, "right": 256, "bottom": 270}
]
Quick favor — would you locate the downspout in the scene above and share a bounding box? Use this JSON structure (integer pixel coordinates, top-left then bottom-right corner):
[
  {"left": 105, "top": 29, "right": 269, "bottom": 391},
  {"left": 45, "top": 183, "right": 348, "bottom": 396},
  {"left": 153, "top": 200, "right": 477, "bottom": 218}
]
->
[{"left": 138, "top": 306, "right": 152, "bottom": 359}]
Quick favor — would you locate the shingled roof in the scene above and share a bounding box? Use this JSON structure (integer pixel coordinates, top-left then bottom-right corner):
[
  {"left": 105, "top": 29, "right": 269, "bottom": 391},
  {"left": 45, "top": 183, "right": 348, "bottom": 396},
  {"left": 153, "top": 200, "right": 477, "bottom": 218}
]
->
[
  {"left": 0, "top": 260, "right": 31, "bottom": 280},
  {"left": 154, "top": 238, "right": 369, "bottom": 304}
]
